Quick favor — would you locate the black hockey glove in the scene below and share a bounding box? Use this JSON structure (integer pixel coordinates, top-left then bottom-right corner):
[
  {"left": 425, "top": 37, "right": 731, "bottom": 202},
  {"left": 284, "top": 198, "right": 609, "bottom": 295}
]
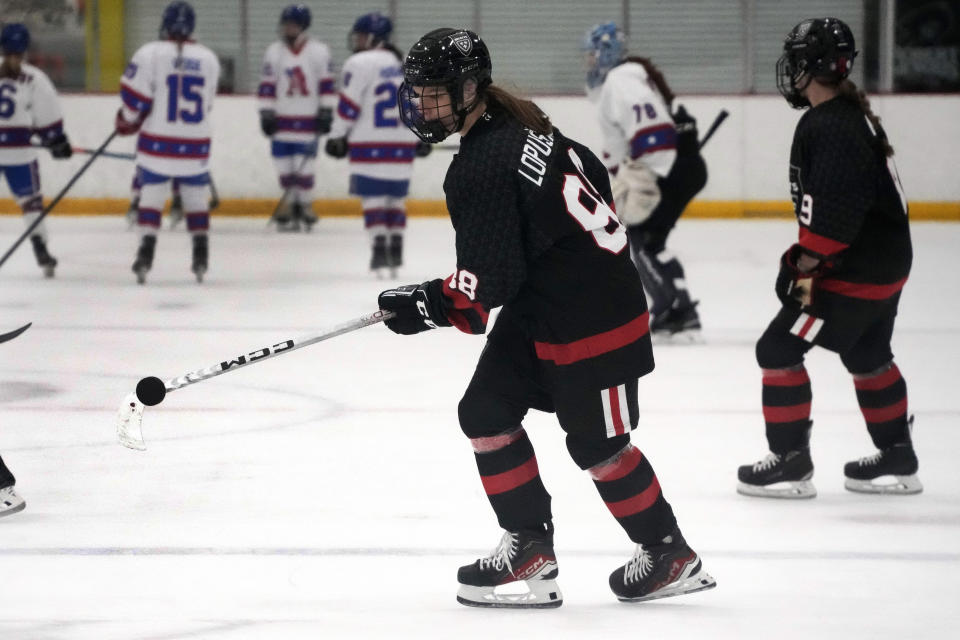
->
[
  {"left": 260, "top": 110, "right": 278, "bottom": 137},
  {"left": 776, "top": 245, "right": 821, "bottom": 308},
  {"left": 315, "top": 106, "right": 333, "bottom": 135},
  {"left": 325, "top": 136, "right": 348, "bottom": 159},
  {"left": 378, "top": 279, "right": 451, "bottom": 335},
  {"left": 672, "top": 104, "right": 699, "bottom": 155},
  {"left": 414, "top": 141, "right": 432, "bottom": 158},
  {"left": 46, "top": 133, "right": 72, "bottom": 159}
]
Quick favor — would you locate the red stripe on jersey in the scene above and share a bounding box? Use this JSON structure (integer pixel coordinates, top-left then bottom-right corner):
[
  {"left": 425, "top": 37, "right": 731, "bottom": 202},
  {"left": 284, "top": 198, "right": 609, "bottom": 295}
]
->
[
  {"left": 817, "top": 276, "right": 908, "bottom": 300},
  {"left": 590, "top": 446, "right": 643, "bottom": 482},
  {"left": 480, "top": 457, "right": 540, "bottom": 495},
  {"left": 763, "top": 402, "right": 812, "bottom": 423},
  {"left": 762, "top": 368, "right": 810, "bottom": 387},
  {"left": 854, "top": 365, "right": 902, "bottom": 391},
  {"left": 442, "top": 274, "right": 489, "bottom": 335},
  {"left": 797, "top": 315, "right": 817, "bottom": 338},
  {"left": 860, "top": 398, "right": 908, "bottom": 423},
  {"left": 605, "top": 477, "right": 661, "bottom": 518},
  {"left": 534, "top": 313, "right": 650, "bottom": 366},
  {"left": 797, "top": 228, "right": 849, "bottom": 256}
]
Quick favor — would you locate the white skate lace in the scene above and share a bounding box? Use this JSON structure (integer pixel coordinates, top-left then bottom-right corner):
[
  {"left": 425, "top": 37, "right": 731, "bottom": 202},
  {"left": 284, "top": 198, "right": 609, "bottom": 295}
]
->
[
  {"left": 623, "top": 545, "right": 654, "bottom": 585},
  {"left": 753, "top": 452, "right": 781, "bottom": 472},
  {"left": 858, "top": 452, "right": 883, "bottom": 467},
  {"left": 479, "top": 531, "right": 518, "bottom": 574}
]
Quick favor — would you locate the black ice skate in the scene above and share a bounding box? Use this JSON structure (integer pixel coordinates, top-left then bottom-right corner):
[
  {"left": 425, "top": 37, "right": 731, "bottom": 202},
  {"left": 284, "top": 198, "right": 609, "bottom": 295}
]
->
[
  {"left": 650, "top": 302, "right": 701, "bottom": 344},
  {"left": 132, "top": 235, "right": 157, "bottom": 285},
  {"left": 272, "top": 202, "right": 299, "bottom": 232},
  {"left": 30, "top": 235, "right": 57, "bottom": 278},
  {"left": 370, "top": 235, "right": 389, "bottom": 278},
  {"left": 609, "top": 529, "right": 716, "bottom": 603},
  {"left": 191, "top": 235, "right": 208, "bottom": 283},
  {"left": 293, "top": 202, "right": 317, "bottom": 232},
  {"left": 456, "top": 523, "right": 562, "bottom": 609},
  {"left": 387, "top": 235, "right": 403, "bottom": 278},
  {"left": 845, "top": 441, "right": 921, "bottom": 495},
  {"left": 168, "top": 193, "right": 184, "bottom": 229},
  {"left": 737, "top": 446, "right": 816, "bottom": 499}
]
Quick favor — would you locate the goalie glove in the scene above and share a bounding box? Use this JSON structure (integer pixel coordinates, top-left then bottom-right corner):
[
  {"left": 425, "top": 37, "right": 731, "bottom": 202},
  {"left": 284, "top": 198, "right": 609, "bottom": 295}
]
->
[
  {"left": 611, "top": 161, "right": 661, "bottom": 226},
  {"left": 378, "top": 279, "right": 451, "bottom": 335}
]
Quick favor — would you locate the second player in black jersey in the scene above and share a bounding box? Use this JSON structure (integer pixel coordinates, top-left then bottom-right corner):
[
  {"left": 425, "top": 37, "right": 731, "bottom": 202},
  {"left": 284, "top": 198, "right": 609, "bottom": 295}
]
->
[
  {"left": 738, "top": 17, "right": 920, "bottom": 499},
  {"left": 378, "top": 28, "right": 715, "bottom": 608}
]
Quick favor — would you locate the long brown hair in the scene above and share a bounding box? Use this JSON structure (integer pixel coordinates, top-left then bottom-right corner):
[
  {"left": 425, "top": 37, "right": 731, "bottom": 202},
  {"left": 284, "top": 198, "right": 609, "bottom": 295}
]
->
[
  {"left": 484, "top": 84, "right": 552, "bottom": 135},
  {"left": 838, "top": 79, "right": 894, "bottom": 157},
  {"left": 626, "top": 56, "right": 675, "bottom": 107}
]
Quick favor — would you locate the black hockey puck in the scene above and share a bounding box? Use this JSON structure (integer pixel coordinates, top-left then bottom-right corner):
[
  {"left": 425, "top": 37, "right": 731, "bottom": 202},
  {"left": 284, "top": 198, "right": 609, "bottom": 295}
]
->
[{"left": 136, "top": 376, "right": 166, "bottom": 406}]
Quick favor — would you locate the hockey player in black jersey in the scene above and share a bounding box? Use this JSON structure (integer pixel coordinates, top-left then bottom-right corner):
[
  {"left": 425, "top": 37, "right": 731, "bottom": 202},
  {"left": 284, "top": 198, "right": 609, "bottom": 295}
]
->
[
  {"left": 738, "top": 18, "right": 920, "bottom": 499},
  {"left": 377, "top": 28, "right": 715, "bottom": 608}
]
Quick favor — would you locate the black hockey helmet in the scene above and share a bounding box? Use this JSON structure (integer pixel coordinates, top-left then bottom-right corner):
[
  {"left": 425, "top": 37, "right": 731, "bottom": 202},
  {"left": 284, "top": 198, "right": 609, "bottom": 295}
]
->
[
  {"left": 397, "top": 28, "right": 492, "bottom": 143},
  {"left": 776, "top": 17, "right": 857, "bottom": 109}
]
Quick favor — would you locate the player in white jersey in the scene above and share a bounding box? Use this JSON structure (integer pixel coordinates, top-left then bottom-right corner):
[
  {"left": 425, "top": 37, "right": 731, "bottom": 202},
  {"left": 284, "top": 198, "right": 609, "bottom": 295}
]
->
[
  {"left": 0, "top": 23, "right": 72, "bottom": 278},
  {"left": 325, "top": 12, "right": 430, "bottom": 276},
  {"left": 258, "top": 4, "right": 335, "bottom": 231},
  {"left": 116, "top": 1, "right": 220, "bottom": 284},
  {"left": 584, "top": 22, "right": 707, "bottom": 341}
]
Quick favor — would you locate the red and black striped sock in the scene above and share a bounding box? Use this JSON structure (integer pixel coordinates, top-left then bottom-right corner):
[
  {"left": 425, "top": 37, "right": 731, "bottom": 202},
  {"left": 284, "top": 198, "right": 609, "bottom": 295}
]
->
[
  {"left": 589, "top": 445, "right": 677, "bottom": 546},
  {"left": 470, "top": 428, "right": 552, "bottom": 530},
  {"left": 763, "top": 367, "right": 812, "bottom": 454},
  {"left": 854, "top": 363, "right": 909, "bottom": 449}
]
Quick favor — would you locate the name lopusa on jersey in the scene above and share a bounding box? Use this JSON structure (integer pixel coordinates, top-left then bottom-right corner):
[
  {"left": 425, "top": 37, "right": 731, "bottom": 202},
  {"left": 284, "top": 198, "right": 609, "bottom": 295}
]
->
[
  {"left": 258, "top": 38, "right": 335, "bottom": 142},
  {"left": 442, "top": 108, "right": 653, "bottom": 391},
  {"left": 120, "top": 40, "right": 220, "bottom": 177},
  {"left": 789, "top": 96, "right": 911, "bottom": 300}
]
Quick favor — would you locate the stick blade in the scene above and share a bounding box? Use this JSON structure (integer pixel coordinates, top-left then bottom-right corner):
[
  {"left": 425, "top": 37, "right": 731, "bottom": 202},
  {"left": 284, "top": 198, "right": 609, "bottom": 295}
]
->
[{"left": 117, "top": 393, "right": 147, "bottom": 451}]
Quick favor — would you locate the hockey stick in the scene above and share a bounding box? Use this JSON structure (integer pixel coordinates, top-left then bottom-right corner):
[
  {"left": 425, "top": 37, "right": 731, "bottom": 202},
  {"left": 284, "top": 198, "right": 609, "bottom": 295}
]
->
[
  {"left": 0, "top": 322, "right": 30, "bottom": 345},
  {"left": 208, "top": 173, "right": 220, "bottom": 211},
  {"left": 0, "top": 130, "right": 119, "bottom": 270},
  {"left": 698, "top": 109, "right": 729, "bottom": 150},
  {"left": 116, "top": 309, "right": 395, "bottom": 450},
  {"left": 268, "top": 136, "right": 320, "bottom": 228},
  {"left": 32, "top": 143, "right": 135, "bottom": 161}
]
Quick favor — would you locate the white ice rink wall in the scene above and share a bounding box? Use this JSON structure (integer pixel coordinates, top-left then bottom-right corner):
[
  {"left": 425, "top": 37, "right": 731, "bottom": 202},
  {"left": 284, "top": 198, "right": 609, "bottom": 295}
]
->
[{"left": 7, "top": 93, "right": 960, "bottom": 217}]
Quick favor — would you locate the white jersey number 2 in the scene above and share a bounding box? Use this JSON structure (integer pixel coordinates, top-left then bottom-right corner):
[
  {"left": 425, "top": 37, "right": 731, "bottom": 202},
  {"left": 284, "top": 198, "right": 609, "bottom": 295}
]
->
[{"left": 562, "top": 148, "right": 628, "bottom": 254}]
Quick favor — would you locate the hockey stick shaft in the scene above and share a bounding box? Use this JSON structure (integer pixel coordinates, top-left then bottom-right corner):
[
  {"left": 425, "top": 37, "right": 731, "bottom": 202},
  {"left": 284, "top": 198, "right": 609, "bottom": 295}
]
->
[
  {"left": 161, "top": 309, "right": 394, "bottom": 394},
  {"left": 698, "top": 109, "right": 729, "bottom": 150},
  {"left": 32, "top": 143, "right": 135, "bottom": 161},
  {"left": 0, "top": 322, "right": 30, "bottom": 345},
  {"left": 0, "top": 130, "right": 119, "bottom": 270},
  {"left": 208, "top": 174, "right": 220, "bottom": 211}
]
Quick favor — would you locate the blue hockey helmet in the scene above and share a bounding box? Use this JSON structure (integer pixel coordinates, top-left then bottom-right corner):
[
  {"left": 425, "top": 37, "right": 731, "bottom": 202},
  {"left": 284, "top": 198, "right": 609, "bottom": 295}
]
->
[
  {"left": 0, "top": 23, "right": 30, "bottom": 55},
  {"left": 161, "top": 1, "right": 196, "bottom": 40},
  {"left": 352, "top": 12, "right": 393, "bottom": 42},
  {"left": 582, "top": 22, "right": 626, "bottom": 89},
  {"left": 281, "top": 4, "right": 311, "bottom": 30}
]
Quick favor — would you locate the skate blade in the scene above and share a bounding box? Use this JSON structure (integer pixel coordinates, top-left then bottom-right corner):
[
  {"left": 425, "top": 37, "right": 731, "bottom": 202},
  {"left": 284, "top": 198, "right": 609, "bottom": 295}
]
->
[
  {"left": 42, "top": 265, "right": 55, "bottom": 278},
  {"left": 617, "top": 571, "right": 717, "bottom": 603},
  {"left": 845, "top": 474, "right": 922, "bottom": 495},
  {"left": 456, "top": 580, "right": 563, "bottom": 609},
  {"left": 0, "top": 500, "right": 26, "bottom": 518},
  {"left": 652, "top": 328, "right": 702, "bottom": 345},
  {"left": 737, "top": 479, "right": 817, "bottom": 499}
]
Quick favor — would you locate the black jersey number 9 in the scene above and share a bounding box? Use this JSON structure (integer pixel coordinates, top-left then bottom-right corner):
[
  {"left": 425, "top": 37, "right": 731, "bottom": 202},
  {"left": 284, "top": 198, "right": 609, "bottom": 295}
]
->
[{"left": 562, "top": 148, "right": 628, "bottom": 254}]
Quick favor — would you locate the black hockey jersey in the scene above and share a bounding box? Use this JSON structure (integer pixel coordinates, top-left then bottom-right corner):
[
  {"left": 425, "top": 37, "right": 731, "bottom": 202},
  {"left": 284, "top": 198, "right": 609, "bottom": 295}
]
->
[
  {"left": 440, "top": 106, "right": 654, "bottom": 388},
  {"left": 789, "top": 95, "right": 912, "bottom": 300}
]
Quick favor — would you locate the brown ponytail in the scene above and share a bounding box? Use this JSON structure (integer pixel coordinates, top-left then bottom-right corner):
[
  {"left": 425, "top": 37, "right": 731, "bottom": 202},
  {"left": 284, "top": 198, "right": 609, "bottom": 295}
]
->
[
  {"left": 838, "top": 79, "right": 894, "bottom": 157},
  {"left": 484, "top": 84, "right": 552, "bottom": 136},
  {"left": 626, "top": 56, "right": 675, "bottom": 107}
]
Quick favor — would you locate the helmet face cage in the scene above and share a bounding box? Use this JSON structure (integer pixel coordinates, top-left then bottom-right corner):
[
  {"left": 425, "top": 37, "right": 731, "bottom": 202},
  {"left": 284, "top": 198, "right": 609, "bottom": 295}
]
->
[
  {"left": 0, "top": 23, "right": 30, "bottom": 55},
  {"left": 399, "top": 28, "right": 492, "bottom": 143},
  {"left": 583, "top": 22, "right": 626, "bottom": 89},
  {"left": 161, "top": 1, "right": 196, "bottom": 40},
  {"left": 776, "top": 17, "right": 857, "bottom": 109}
]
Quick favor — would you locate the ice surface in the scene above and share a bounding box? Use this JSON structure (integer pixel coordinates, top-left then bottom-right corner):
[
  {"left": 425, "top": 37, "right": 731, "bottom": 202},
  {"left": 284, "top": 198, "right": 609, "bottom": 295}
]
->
[{"left": 0, "top": 217, "right": 957, "bottom": 639}]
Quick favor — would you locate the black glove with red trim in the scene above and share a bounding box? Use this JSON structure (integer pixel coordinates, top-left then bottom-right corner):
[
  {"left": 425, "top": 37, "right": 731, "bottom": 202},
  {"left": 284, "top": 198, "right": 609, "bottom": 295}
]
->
[
  {"left": 378, "top": 279, "right": 451, "bottom": 335},
  {"left": 776, "top": 244, "right": 826, "bottom": 308}
]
